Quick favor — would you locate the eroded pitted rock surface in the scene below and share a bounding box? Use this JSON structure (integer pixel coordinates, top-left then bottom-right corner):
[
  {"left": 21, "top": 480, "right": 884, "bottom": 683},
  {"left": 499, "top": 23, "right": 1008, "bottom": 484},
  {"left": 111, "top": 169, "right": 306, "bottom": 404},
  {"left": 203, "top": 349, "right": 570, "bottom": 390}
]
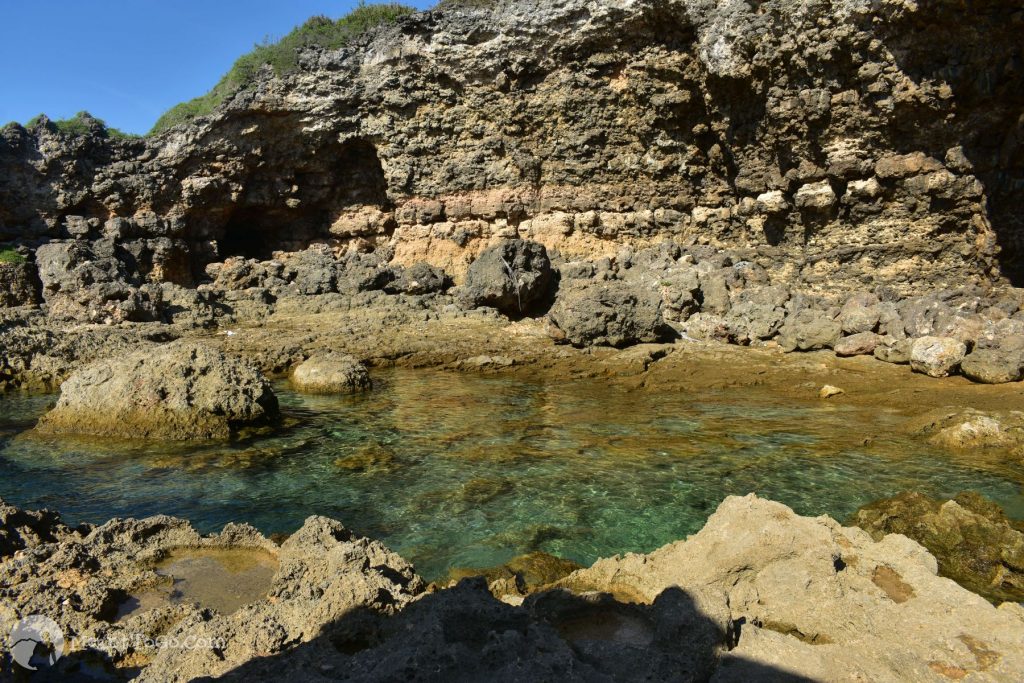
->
[
  {"left": 2, "top": 0, "right": 1023, "bottom": 299},
  {"left": 35, "top": 341, "right": 279, "bottom": 440},
  {"left": 0, "top": 0, "right": 1021, "bottom": 387},
  {"left": 3, "top": 495, "right": 1024, "bottom": 681},
  {"left": 0, "top": 498, "right": 422, "bottom": 681},
  {"left": 850, "top": 491, "right": 1024, "bottom": 605},
  {"left": 558, "top": 494, "right": 1024, "bottom": 682}
]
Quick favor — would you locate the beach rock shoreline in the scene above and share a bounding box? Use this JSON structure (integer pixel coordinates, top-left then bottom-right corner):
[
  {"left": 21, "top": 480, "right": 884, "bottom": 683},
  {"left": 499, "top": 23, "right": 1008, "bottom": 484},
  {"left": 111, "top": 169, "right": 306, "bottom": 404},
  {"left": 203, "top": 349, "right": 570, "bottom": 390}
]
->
[{"left": 2, "top": 494, "right": 1023, "bottom": 681}]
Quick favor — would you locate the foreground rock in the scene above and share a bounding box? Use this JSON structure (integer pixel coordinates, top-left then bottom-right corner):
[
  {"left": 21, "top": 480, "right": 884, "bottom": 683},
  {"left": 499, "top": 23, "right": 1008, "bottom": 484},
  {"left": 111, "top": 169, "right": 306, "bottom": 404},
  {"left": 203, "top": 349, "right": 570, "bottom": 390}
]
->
[
  {"left": 0, "top": 498, "right": 421, "bottom": 681},
  {"left": 850, "top": 491, "right": 1024, "bottom": 605},
  {"left": 4, "top": 495, "right": 1023, "bottom": 681},
  {"left": 558, "top": 495, "right": 1024, "bottom": 682},
  {"left": 290, "top": 352, "right": 371, "bottom": 394},
  {"left": 35, "top": 341, "right": 279, "bottom": 440}
]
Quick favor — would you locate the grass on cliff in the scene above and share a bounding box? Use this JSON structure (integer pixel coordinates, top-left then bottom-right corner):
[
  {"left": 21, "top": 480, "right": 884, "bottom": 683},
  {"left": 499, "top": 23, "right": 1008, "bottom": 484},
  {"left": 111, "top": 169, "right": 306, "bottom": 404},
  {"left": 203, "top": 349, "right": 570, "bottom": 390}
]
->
[
  {"left": 0, "top": 248, "right": 26, "bottom": 264},
  {"left": 23, "top": 111, "right": 141, "bottom": 140},
  {"left": 149, "top": 2, "right": 416, "bottom": 135}
]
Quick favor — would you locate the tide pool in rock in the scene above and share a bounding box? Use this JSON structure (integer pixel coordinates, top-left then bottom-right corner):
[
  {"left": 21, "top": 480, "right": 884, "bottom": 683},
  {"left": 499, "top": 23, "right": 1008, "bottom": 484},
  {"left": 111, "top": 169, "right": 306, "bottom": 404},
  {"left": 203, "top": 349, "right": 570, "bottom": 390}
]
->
[
  {"left": 118, "top": 548, "right": 278, "bottom": 619},
  {"left": 1, "top": 369, "right": 1023, "bottom": 581}
]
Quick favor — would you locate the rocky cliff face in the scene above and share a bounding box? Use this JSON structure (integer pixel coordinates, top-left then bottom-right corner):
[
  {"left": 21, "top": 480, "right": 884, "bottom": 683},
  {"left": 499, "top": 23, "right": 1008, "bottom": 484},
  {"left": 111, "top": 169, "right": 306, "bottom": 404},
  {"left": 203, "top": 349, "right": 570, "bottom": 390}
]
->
[{"left": 2, "top": 0, "right": 1022, "bottom": 301}]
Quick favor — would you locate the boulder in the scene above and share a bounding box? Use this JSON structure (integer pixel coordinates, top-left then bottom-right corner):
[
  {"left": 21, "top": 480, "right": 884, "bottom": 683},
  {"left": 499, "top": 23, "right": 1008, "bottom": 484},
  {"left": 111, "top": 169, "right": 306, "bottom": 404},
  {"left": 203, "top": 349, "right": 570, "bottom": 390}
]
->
[
  {"left": 548, "top": 279, "right": 666, "bottom": 348},
  {"left": 291, "top": 352, "right": 371, "bottom": 394},
  {"left": 873, "top": 336, "right": 911, "bottom": 364},
  {"left": 777, "top": 309, "right": 842, "bottom": 352},
  {"left": 459, "top": 240, "right": 553, "bottom": 316},
  {"left": 35, "top": 342, "right": 279, "bottom": 440},
  {"left": 834, "top": 331, "right": 881, "bottom": 357},
  {"left": 910, "top": 336, "right": 967, "bottom": 377},
  {"left": 839, "top": 293, "right": 880, "bottom": 334},
  {"left": 850, "top": 491, "right": 1024, "bottom": 604},
  {"left": 961, "top": 348, "right": 1024, "bottom": 384},
  {"left": 911, "top": 408, "right": 1024, "bottom": 455}
]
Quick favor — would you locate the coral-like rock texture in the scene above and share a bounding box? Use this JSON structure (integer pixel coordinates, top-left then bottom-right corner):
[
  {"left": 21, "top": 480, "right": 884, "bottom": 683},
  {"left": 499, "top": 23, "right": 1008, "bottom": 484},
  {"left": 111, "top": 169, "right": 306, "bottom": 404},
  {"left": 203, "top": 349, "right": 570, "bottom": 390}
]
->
[{"left": 1, "top": 0, "right": 1022, "bottom": 304}]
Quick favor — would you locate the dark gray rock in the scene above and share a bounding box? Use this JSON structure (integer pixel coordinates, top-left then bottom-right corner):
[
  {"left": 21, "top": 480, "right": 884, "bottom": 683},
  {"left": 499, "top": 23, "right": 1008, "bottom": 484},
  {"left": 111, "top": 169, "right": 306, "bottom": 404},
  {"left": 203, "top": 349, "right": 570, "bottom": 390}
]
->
[
  {"left": 549, "top": 279, "right": 666, "bottom": 348},
  {"left": 459, "top": 239, "right": 553, "bottom": 316}
]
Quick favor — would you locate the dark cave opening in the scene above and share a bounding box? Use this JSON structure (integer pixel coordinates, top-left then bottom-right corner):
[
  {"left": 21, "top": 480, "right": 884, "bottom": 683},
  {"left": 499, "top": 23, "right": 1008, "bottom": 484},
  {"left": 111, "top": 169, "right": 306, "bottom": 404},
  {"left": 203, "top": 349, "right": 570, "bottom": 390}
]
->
[{"left": 213, "top": 137, "right": 392, "bottom": 263}]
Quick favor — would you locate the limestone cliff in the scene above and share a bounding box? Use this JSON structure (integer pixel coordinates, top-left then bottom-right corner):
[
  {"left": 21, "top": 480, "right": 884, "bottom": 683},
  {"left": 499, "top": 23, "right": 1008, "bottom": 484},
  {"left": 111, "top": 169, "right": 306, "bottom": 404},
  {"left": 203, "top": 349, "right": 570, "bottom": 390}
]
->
[{"left": 1, "top": 0, "right": 1021, "bottom": 299}]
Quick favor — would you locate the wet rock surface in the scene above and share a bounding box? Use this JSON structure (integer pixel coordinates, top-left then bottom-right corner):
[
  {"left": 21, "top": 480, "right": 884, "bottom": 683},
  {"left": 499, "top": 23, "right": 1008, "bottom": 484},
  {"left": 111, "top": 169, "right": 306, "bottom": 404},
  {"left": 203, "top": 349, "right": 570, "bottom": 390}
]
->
[
  {"left": 34, "top": 341, "right": 279, "bottom": 440},
  {"left": 850, "top": 491, "right": 1024, "bottom": 605}
]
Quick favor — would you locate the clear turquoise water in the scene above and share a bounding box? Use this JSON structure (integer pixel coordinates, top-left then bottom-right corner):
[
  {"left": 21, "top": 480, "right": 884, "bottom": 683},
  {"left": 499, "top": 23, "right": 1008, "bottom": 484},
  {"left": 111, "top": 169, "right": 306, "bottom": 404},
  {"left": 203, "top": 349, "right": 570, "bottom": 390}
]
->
[{"left": 1, "top": 369, "right": 1022, "bottom": 580}]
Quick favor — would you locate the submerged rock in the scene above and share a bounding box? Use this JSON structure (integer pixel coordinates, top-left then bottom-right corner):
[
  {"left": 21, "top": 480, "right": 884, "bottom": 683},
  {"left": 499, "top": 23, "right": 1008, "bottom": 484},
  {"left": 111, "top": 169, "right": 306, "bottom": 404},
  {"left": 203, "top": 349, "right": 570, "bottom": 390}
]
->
[
  {"left": 290, "top": 352, "right": 371, "bottom": 394},
  {"left": 850, "top": 491, "right": 1024, "bottom": 605},
  {"left": 35, "top": 341, "right": 279, "bottom": 440},
  {"left": 910, "top": 408, "right": 1024, "bottom": 456}
]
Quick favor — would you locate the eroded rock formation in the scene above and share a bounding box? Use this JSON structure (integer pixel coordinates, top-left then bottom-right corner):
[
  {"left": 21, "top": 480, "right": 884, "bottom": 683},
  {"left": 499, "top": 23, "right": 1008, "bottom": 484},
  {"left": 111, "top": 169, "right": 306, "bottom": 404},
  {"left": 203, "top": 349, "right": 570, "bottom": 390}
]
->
[{"left": 3, "top": 495, "right": 1023, "bottom": 680}]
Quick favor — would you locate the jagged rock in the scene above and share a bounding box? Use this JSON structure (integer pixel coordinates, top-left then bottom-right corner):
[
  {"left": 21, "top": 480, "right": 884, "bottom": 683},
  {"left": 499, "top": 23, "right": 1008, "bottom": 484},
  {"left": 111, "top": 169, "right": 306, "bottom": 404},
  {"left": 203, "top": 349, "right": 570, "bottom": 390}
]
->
[
  {"left": 35, "top": 341, "right": 279, "bottom": 440},
  {"left": 549, "top": 279, "right": 666, "bottom": 348},
  {"left": 910, "top": 336, "right": 967, "bottom": 377},
  {"left": 290, "top": 352, "right": 371, "bottom": 394},
  {"left": 4, "top": 496, "right": 1024, "bottom": 680},
  {"left": 834, "top": 331, "right": 881, "bottom": 357},
  {"left": 911, "top": 409, "right": 1024, "bottom": 456},
  {"left": 961, "top": 348, "right": 1024, "bottom": 384},
  {"left": 558, "top": 494, "right": 1024, "bottom": 681},
  {"left": 0, "top": 261, "right": 40, "bottom": 307},
  {"left": 850, "top": 491, "right": 1024, "bottom": 604},
  {"left": 458, "top": 240, "right": 553, "bottom": 316},
  {"left": 793, "top": 180, "right": 837, "bottom": 211},
  {"left": 839, "top": 293, "right": 881, "bottom": 334}
]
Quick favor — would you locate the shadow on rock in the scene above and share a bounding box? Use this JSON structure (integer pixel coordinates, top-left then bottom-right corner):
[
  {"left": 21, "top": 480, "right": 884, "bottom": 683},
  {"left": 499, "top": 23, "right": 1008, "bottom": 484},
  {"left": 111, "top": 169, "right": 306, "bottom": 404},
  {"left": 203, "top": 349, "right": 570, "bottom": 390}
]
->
[{"left": 204, "top": 579, "right": 815, "bottom": 682}]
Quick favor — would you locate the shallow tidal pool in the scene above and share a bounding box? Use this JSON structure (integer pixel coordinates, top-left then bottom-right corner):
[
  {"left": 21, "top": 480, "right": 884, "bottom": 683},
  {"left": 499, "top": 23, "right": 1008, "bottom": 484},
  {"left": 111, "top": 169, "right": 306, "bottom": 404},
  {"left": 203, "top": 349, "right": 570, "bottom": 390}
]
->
[{"left": 2, "top": 368, "right": 1023, "bottom": 581}]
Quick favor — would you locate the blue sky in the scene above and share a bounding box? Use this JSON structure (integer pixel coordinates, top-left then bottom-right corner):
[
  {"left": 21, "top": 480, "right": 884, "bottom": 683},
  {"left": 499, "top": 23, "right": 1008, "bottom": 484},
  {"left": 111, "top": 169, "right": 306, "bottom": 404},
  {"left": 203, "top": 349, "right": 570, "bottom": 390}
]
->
[{"left": 0, "top": 1, "right": 434, "bottom": 135}]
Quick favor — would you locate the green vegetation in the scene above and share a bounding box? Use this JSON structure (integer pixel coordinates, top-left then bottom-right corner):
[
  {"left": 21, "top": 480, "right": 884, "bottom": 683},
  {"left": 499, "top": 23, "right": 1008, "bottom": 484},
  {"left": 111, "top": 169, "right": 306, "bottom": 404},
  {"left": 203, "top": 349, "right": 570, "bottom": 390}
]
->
[
  {"left": 150, "top": 2, "right": 416, "bottom": 134},
  {"left": 24, "top": 111, "right": 141, "bottom": 140},
  {"left": 0, "top": 248, "right": 26, "bottom": 265}
]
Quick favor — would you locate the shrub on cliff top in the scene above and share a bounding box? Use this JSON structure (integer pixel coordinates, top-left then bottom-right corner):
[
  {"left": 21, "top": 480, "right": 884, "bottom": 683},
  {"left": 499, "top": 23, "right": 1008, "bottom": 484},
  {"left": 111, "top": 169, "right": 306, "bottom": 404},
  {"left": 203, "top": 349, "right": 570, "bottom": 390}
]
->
[
  {"left": 150, "top": 2, "right": 416, "bottom": 135},
  {"left": 25, "top": 111, "right": 140, "bottom": 140}
]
